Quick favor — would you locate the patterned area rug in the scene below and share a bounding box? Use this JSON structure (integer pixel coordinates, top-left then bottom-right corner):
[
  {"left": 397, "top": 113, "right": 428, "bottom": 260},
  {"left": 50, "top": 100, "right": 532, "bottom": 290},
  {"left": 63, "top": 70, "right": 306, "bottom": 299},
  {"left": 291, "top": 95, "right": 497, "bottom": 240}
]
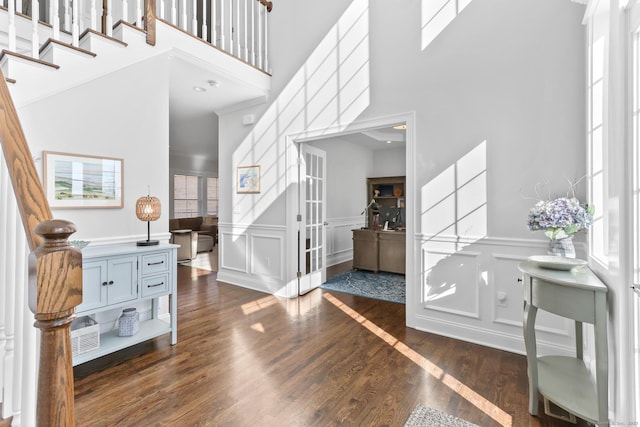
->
[
  {"left": 404, "top": 404, "right": 479, "bottom": 427},
  {"left": 321, "top": 269, "right": 405, "bottom": 304}
]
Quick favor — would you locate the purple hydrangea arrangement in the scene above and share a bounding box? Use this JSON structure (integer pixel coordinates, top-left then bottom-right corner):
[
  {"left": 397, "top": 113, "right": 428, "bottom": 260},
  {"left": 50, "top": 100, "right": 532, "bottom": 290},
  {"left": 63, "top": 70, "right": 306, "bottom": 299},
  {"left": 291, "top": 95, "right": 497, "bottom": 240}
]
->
[{"left": 527, "top": 197, "right": 595, "bottom": 240}]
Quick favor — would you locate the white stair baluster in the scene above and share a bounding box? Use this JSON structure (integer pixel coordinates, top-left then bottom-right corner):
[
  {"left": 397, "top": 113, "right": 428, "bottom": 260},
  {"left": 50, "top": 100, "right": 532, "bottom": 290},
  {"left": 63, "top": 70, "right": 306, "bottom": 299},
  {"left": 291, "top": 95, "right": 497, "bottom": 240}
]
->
[
  {"left": 136, "top": 0, "right": 142, "bottom": 28},
  {"left": 243, "top": 0, "right": 248, "bottom": 61},
  {"left": 191, "top": 0, "right": 197, "bottom": 35},
  {"left": 257, "top": 3, "right": 262, "bottom": 71},
  {"left": 263, "top": 3, "right": 268, "bottom": 72},
  {"left": 52, "top": 0, "right": 60, "bottom": 39},
  {"left": 10, "top": 222, "right": 26, "bottom": 427},
  {"left": 219, "top": 0, "right": 225, "bottom": 50},
  {"left": 63, "top": 0, "right": 71, "bottom": 31},
  {"left": 158, "top": 0, "right": 165, "bottom": 19},
  {"left": 8, "top": 0, "right": 16, "bottom": 52},
  {"left": 90, "top": 0, "right": 97, "bottom": 30},
  {"left": 1, "top": 164, "right": 17, "bottom": 421},
  {"left": 31, "top": 0, "right": 39, "bottom": 57},
  {"left": 201, "top": 0, "right": 208, "bottom": 42},
  {"left": 170, "top": 0, "right": 176, "bottom": 26},
  {"left": 233, "top": 0, "right": 238, "bottom": 56},
  {"left": 72, "top": 0, "right": 79, "bottom": 46},
  {"left": 211, "top": 0, "right": 217, "bottom": 46},
  {"left": 105, "top": 0, "right": 113, "bottom": 36},
  {"left": 181, "top": 0, "right": 187, "bottom": 30},
  {"left": 250, "top": 0, "right": 255, "bottom": 66},
  {"left": 15, "top": 0, "right": 22, "bottom": 13},
  {"left": 122, "top": 0, "right": 129, "bottom": 24},
  {"left": 77, "top": 0, "right": 84, "bottom": 40}
]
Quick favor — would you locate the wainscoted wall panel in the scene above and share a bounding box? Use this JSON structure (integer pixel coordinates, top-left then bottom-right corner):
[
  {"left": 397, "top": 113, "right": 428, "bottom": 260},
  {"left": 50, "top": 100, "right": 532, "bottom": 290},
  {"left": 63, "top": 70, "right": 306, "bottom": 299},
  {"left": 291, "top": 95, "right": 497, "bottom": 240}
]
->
[
  {"left": 217, "top": 223, "right": 290, "bottom": 296},
  {"left": 492, "top": 253, "right": 571, "bottom": 338},
  {"left": 492, "top": 253, "right": 528, "bottom": 328},
  {"left": 251, "top": 234, "right": 283, "bottom": 279},
  {"left": 220, "top": 232, "right": 249, "bottom": 273},
  {"left": 412, "top": 235, "right": 578, "bottom": 357},
  {"left": 326, "top": 216, "right": 362, "bottom": 267},
  {"left": 423, "top": 249, "right": 481, "bottom": 319}
]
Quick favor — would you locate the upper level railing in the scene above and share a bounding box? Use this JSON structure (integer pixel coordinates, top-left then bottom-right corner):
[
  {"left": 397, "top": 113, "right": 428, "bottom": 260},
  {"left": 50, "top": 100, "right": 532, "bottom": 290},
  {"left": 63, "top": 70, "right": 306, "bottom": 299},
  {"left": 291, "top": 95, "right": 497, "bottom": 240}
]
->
[{"left": 1, "top": 0, "right": 273, "bottom": 73}]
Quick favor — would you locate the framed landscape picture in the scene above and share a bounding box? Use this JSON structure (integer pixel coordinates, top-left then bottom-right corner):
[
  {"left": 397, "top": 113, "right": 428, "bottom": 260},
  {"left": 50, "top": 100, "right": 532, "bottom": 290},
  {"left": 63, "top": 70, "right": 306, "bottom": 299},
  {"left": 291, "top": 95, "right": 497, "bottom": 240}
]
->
[
  {"left": 43, "top": 151, "right": 124, "bottom": 209},
  {"left": 237, "top": 165, "right": 260, "bottom": 193}
]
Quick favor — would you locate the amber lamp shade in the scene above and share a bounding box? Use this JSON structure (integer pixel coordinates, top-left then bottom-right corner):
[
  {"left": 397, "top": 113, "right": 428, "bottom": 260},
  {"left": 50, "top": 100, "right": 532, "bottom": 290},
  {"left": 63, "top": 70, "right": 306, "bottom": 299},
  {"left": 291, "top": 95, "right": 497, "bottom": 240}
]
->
[{"left": 136, "top": 195, "right": 161, "bottom": 246}]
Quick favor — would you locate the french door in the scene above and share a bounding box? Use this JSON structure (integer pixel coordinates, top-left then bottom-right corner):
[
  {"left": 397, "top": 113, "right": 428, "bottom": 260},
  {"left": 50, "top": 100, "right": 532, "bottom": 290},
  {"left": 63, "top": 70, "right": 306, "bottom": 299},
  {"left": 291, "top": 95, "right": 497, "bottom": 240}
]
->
[{"left": 298, "top": 144, "right": 327, "bottom": 295}]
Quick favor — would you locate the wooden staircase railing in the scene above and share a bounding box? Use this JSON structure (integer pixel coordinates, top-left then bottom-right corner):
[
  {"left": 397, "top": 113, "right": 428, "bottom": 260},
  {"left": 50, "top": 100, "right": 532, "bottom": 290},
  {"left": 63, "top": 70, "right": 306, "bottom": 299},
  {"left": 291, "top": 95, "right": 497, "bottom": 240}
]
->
[{"left": 0, "top": 70, "right": 81, "bottom": 425}]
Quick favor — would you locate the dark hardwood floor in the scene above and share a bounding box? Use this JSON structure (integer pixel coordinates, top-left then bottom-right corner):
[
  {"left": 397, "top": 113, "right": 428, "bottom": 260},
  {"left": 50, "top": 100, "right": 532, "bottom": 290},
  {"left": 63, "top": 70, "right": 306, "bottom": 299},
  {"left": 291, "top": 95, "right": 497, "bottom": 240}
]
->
[
  {"left": 0, "top": 259, "right": 587, "bottom": 426},
  {"left": 69, "top": 263, "right": 588, "bottom": 426}
]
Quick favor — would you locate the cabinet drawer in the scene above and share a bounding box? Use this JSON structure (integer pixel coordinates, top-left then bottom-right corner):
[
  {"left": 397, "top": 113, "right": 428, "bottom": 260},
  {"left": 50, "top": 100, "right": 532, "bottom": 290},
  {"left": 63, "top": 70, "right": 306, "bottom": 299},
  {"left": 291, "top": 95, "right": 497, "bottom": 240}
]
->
[
  {"left": 141, "top": 273, "right": 170, "bottom": 297},
  {"left": 141, "top": 252, "right": 169, "bottom": 275}
]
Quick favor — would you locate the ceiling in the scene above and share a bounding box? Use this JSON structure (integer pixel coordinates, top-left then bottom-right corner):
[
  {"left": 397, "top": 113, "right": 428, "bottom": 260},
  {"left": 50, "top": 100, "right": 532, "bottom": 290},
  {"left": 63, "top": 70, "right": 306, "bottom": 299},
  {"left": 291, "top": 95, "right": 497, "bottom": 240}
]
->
[{"left": 167, "top": 56, "right": 406, "bottom": 161}]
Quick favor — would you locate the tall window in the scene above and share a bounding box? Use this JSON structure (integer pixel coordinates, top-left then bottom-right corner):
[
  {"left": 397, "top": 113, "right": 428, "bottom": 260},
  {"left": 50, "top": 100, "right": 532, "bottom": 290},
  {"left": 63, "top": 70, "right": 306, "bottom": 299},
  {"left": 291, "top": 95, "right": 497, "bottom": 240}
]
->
[
  {"left": 174, "top": 174, "right": 199, "bottom": 218},
  {"left": 207, "top": 177, "right": 219, "bottom": 216},
  {"left": 587, "top": 17, "right": 608, "bottom": 263}
]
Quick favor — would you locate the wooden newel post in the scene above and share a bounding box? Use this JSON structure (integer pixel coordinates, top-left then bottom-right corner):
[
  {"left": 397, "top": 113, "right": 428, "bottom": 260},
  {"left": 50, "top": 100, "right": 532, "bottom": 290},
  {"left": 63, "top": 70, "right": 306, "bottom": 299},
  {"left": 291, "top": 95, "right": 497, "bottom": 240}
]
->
[{"left": 29, "top": 219, "right": 83, "bottom": 427}]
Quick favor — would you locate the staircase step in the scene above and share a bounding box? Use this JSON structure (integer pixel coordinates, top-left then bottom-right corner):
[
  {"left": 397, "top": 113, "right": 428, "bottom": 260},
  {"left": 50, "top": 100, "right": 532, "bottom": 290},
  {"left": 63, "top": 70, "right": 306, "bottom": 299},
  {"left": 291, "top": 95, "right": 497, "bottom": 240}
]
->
[
  {"left": 0, "top": 7, "right": 73, "bottom": 54},
  {"left": 39, "top": 39, "right": 96, "bottom": 65},
  {"left": 0, "top": 49, "right": 59, "bottom": 80},
  {"left": 79, "top": 29, "right": 128, "bottom": 53},
  {"left": 112, "top": 20, "right": 148, "bottom": 45}
]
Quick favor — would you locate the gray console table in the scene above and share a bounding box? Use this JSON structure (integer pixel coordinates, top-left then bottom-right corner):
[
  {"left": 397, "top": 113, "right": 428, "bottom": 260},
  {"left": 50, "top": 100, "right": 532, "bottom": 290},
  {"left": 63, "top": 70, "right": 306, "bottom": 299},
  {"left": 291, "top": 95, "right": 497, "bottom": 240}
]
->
[{"left": 518, "top": 261, "right": 608, "bottom": 426}]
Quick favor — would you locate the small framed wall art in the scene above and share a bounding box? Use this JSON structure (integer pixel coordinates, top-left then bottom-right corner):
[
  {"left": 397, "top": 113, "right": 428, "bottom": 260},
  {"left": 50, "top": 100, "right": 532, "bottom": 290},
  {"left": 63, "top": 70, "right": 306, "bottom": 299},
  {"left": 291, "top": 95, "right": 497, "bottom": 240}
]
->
[
  {"left": 236, "top": 165, "right": 261, "bottom": 193},
  {"left": 43, "top": 151, "right": 124, "bottom": 209}
]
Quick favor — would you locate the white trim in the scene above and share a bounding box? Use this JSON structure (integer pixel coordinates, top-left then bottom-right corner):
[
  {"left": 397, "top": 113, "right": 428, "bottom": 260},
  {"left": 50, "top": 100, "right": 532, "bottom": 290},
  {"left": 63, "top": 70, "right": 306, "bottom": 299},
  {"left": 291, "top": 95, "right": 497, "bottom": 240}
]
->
[
  {"left": 285, "top": 111, "right": 416, "bottom": 302},
  {"left": 412, "top": 313, "right": 576, "bottom": 358}
]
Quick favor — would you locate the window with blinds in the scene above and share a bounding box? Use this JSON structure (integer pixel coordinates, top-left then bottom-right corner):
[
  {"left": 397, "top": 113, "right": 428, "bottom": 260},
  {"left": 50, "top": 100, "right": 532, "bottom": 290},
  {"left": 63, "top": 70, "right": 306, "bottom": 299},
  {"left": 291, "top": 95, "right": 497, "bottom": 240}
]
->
[
  {"left": 174, "top": 174, "right": 199, "bottom": 218},
  {"left": 207, "top": 177, "right": 219, "bottom": 216}
]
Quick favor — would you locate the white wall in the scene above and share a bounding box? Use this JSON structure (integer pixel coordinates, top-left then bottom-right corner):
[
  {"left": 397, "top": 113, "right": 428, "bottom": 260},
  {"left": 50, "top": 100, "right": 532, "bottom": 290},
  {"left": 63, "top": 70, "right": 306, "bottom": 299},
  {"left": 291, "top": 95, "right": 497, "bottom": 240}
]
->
[
  {"left": 17, "top": 56, "right": 171, "bottom": 243},
  {"left": 307, "top": 138, "right": 374, "bottom": 219},
  {"left": 217, "top": 0, "right": 587, "bottom": 356},
  {"left": 373, "top": 147, "right": 405, "bottom": 177}
]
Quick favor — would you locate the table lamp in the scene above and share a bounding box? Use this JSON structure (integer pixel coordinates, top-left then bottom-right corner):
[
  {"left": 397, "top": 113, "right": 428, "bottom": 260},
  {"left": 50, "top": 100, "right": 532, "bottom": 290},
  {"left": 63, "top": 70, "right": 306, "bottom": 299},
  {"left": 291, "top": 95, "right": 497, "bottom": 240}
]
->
[{"left": 136, "top": 191, "right": 161, "bottom": 246}]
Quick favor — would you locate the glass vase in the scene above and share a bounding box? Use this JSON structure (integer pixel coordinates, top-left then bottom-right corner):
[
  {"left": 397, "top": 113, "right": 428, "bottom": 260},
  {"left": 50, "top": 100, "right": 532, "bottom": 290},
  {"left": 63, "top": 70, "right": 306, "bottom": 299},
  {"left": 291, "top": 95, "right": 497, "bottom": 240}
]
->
[{"left": 547, "top": 237, "right": 575, "bottom": 258}]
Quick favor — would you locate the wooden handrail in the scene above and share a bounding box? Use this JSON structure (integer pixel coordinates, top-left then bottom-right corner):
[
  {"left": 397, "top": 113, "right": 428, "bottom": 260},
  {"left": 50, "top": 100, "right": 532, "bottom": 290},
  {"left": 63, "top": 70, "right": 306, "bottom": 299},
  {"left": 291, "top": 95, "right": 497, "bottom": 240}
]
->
[
  {"left": 258, "top": 0, "right": 273, "bottom": 12},
  {"left": 0, "top": 69, "right": 81, "bottom": 426},
  {"left": 0, "top": 72, "right": 52, "bottom": 250}
]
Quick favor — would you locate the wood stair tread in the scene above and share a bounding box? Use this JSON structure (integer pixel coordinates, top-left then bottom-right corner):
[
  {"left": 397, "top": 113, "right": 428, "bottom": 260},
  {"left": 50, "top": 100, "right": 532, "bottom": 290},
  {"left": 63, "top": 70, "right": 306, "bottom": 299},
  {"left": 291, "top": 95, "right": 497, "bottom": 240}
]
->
[
  {"left": 113, "top": 20, "right": 147, "bottom": 34},
  {"left": 0, "top": 50, "right": 60, "bottom": 69},
  {"left": 80, "top": 29, "right": 129, "bottom": 47},
  {"left": 39, "top": 39, "right": 97, "bottom": 57}
]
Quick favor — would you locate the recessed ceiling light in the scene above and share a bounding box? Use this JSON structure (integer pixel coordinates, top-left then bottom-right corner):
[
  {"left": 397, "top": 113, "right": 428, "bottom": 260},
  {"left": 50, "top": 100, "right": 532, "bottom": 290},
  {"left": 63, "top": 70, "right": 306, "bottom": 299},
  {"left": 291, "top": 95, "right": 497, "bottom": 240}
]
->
[
  {"left": 207, "top": 80, "right": 220, "bottom": 88},
  {"left": 386, "top": 140, "right": 392, "bottom": 144},
  {"left": 393, "top": 124, "right": 407, "bottom": 130},
  {"left": 193, "top": 86, "right": 206, "bottom": 92}
]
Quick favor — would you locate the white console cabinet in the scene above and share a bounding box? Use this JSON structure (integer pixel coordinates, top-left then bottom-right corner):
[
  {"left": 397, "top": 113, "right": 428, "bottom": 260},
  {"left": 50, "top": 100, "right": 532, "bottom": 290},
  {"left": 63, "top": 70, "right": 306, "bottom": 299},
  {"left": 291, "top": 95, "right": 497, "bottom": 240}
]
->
[{"left": 73, "top": 243, "right": 178, "bottom": 366}]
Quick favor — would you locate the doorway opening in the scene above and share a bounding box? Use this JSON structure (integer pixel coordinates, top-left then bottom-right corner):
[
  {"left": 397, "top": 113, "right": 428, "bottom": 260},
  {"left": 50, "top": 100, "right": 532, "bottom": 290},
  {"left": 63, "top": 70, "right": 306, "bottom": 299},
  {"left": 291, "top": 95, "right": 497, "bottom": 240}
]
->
[{"left": 293, "top": 117, "right": 410, "bottom": 301}]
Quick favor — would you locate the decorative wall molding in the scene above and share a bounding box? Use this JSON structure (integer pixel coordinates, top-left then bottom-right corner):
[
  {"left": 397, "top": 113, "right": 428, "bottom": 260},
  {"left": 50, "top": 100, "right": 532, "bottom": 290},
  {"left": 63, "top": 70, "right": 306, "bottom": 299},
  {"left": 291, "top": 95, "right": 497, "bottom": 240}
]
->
[
  {"left": 422, "top": 249, "right": 481, "bottom": 319},
  {"left": 217, "top": 223, "right": 290, "bottom": 296},
  {"left": 413, "top": 235, "right": 580, "bottom": 356},
  {"left": 250, "top": 234, "right": 283, "bottom": 280},
  {"left": 412, "top": 312, "right": 576, "bottom": 358},
  {"left": 326, "top": 216, "right": 361, "bottom": 267}
]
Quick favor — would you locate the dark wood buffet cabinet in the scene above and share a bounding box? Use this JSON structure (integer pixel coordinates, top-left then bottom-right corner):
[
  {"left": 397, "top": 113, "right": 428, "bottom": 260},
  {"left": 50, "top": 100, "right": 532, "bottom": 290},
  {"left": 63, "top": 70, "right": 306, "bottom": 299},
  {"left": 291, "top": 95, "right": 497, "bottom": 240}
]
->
[{"left": 352, "top": 175, "right": 407, "bottom": 274}]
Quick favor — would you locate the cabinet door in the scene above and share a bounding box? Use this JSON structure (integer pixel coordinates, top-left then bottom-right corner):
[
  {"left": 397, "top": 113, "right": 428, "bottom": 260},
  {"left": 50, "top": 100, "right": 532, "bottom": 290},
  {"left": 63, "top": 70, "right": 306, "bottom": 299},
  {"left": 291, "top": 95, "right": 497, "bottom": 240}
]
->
[
  {"left": 76, "top": 261, "right": 108, "bottom": 313},
  {"left": 107, "top": 256, "right": 138, "bottom": 305},
  {"left": 378, "top": 233, "right": 406, "bottom": 274},
  {"left": 353, "top": 230, "right": 378, "bottom": 272}
]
